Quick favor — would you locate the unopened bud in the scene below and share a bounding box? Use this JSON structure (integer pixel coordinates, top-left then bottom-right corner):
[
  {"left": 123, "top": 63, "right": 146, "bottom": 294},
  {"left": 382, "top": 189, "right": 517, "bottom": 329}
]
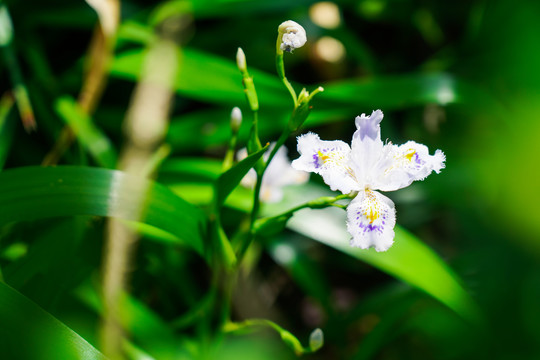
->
[
  {"left": 278, "top": 20, "right": 307, "bottom": 52},
  {"left": 236, "top": 47, "right": 247, "bottom": 73},
  {"left": 230, "top": 107, "right": 242, "bottom": 132},
  {"left": 309, "top": 328, "right": 324, "bottom": 352},
  {"left": 0, "top": 6, "right": 14, "bottom": 46}
]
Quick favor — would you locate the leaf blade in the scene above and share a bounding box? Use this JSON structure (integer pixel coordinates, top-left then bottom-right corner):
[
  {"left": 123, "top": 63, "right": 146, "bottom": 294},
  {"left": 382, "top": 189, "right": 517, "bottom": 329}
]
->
[
  {"left": 0, "top": 281, "right": 106, "bottom": 360},
  {"left": 215, "top": 145, "right": 267, "bottom": 207},
  {"left": 265, "top": 183, "right": 479, "bottom": 322},
  {"left": 0, "top": 166, "right": 206, "bottom": 255}
]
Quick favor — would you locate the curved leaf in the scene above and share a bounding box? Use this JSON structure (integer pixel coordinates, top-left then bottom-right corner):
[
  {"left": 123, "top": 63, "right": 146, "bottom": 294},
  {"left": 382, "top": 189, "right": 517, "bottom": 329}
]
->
[
  {"left": 111, "top": 48, "right": 288, "bottom": 107},
  {"left": 0, "top": 281, "right": 106, "bottom": 360},
  {"left": 215, "top": 145, "right": 267, "bottom": 207},
  {"left": 0, "top": 166, "right": 206, "bottom": 255},
  {"left": 264, "top": 184, "right": 480, "bottom": 323}
]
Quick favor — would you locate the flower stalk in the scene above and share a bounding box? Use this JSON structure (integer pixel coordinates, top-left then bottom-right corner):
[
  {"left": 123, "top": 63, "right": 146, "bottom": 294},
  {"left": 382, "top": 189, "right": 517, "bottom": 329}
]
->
[
  {"left": 275, "top": 20, "right": 307, "bottom": 105},
  {"left": 224, "top": 319, "right": 323, "bottom": 356}
]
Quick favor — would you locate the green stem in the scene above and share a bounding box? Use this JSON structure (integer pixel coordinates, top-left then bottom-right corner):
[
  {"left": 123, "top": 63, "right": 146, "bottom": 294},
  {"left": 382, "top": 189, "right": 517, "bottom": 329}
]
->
[
  {"left": 242, "top": 128, "right": 290, "bottom": 260},
  {"left": 256, "top": 193, "right": 354, "bottom": 227},
  {"left": 276, "top": 52, "right": 297, "bottom": 105},
  {"left": 224, "top": 318, "right": 315, "bottom": 356},
  {"left": 223, "top": 132, "right": 238, "bottom": 171}
]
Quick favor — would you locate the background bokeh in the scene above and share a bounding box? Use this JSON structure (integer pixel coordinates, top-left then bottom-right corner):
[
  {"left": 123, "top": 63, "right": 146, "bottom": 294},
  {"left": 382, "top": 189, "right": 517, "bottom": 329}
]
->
[{"left": 1, "top": 0, "right": 539, "bottom": 359}]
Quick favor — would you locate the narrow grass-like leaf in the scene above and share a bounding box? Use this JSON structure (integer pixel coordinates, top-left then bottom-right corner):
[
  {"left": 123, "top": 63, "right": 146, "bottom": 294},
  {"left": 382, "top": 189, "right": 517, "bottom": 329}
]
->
[
  {"left": 159, "top": 158, "right": 222, "bottom": 182},
  {"left": 214, "top": 145, "right": 267, "bottom": 207},
  {"left": 0, "top": 281, "right": 106, "bottom": 359},
  {"left": 0, "top": 166, "right": 205, "bottom": 255},
  {"left": 76, "top": 282, "right": 193, "bottom": 360},
  {"left": 112, "top": 46, "right": 491, "bottom": 113},
  {"left": 264, "top": 184, "right": 479, "bottom": 323},
  {"left": 316, "top": 72, "right": 490, "bottom": 109},
  {"left": 55, "top": 96, "right": 118, "bottom": 168},
  {"left": 111, "top": 48, "right": 288, "bottom": 107},
  {"left": 290, "top": 207, "right": 479, "bottom": 323}
]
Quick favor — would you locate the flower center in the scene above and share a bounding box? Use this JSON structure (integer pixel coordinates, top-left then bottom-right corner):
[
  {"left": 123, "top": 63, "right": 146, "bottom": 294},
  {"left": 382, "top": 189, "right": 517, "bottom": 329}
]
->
[
  {"left": 317, "top": 150, "right": 330, "bottom": 163},
  {"left": 364, "top": 190, "right": 380, "bottom": 224},
  {"left": 405, "top": 149, "right": 416, "bottom": 161}
]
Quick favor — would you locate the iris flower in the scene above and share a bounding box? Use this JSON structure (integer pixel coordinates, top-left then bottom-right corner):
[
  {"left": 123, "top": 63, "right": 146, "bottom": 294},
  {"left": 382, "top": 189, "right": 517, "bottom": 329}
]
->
[{"left": 292, "top": 110, "right": 445, "bottom": 251}]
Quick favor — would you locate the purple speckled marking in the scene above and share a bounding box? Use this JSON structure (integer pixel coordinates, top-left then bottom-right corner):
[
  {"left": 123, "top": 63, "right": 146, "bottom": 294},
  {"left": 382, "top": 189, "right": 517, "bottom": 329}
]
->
[
  {"left": 358, "top": 222, "right": 383, "bottom": 234},
  {"left": 414, "top": 152, "right": 422, "bottom": 164},
  {"left": 312, "top": 147, "right": 338, "bottom": 169},
  {"left": 312, "top": 153, "right": 321, "bottom": 168}
]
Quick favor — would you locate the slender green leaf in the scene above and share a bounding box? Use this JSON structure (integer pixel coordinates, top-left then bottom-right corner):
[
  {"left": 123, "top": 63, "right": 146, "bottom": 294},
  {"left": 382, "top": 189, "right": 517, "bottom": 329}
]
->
[
  {"left": 76, "top": 282, "right": 194, "bottom": 360},
  {"left": 264, "top": 183, "right": 480, "bottom": 323},
  {"left": 112, "top": 45, "right": 492, "bottom": 114},
  {"left": 0, "top": 281, "right": 106, "bottom": 360},
  {"left": 111, "top": 48, "right": 288, "bottom": 107},
  {"left": 160, "top": 157, "right": 222, "bottom": 182},
  {"left": 316, "top": 72, "right": 492, "bottom": 109},
  {"left": 55, "top": 96, "right": 118, "bottom": 168},
  {"left": 167, "top": 183, "right": 253, "bottom": 211},
  {"left": 0, "top": 166, "right": 206, "bottom": 255},
  {"left": 214, "top": 145, "right": 267, "bottom": 207}
]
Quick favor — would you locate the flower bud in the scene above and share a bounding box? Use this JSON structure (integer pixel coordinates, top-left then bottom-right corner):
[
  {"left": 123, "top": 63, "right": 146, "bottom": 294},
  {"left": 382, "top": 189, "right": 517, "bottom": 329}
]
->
[
  {"left": 0, "top": 6, "right": 13, "bottom": 46},
  {"left": 278, "top": 20, "right": 307, "bottom": 52},
  {"left": 230, "top": 107, "right": 242, "bottom": 132},
  {"left": 309, "top": 328, "right": 324, "bottom": 352},
  {"left": 236, "top": 47, "right": 247, "bottom": 73}
]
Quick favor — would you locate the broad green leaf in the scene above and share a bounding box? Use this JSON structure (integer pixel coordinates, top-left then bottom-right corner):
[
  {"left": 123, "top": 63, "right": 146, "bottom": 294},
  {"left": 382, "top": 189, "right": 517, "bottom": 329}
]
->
[
  {"left": 160, "top": 157, "right": 222, "bottom": 182},
  {"left": 3, "top": 218, "right": 87, "bottom": 302},
  {"left": 112, "top": 44, "right": 491, "bottom": 115},
  {"left": 163, "top": 78, "right": 492, "bottom": 154},
  {"left": 0, "top": 281, "right": 106, "bottom": 359},
  {"left": 214, "top": 145, "right": 267, "bottom": 207},
  {"left": 167, "top": 183, "right": 253, "bottom": 211},
  {"left": 111, "top": 48, "right": 288, "bottom": 107},
  {"left": 55, "top": 96, "right": 118, "bottom": 168},
  {"left": 0, "top": 166, "right": 206, "bottom": 255},
  {"left": 316, "top": 72, "right": 494, "bottom": 110},
  {"left": 76, "top": 282, "right": 194, "bottom": 360},
  {"left": 264, "top": 183, "right": 480, "bottom": 322},
  {"left": 189, "top": 0, "right": 317, "bottom": 18}
]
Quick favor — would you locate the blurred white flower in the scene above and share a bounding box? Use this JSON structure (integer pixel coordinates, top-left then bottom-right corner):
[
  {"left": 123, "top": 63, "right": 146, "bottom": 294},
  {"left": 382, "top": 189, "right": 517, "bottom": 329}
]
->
[
  {"left": 238, "top": 144, "right": 309, "bottom": 203},
  {"left": 230, "top": 107, "right": 242, "bottom": 132},
  {"left": 292, "top": 110, "right": 445, "bottom": 251},
  {"left": 278, "top": 20, "right": 307, "bottom": 52}
]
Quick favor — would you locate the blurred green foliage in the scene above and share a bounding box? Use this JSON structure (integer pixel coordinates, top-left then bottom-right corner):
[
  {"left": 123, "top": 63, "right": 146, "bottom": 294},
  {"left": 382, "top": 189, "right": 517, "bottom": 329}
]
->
[{"left": 0, "top": 0, "right": 539, "bottom": 359}]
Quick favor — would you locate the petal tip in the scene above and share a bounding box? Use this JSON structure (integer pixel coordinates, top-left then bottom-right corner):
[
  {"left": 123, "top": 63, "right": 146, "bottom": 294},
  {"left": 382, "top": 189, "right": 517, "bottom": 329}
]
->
[
  {"left": 354, "top": 110, "right": 384, "bottom": 140},
  {"left": 433, "top": 149, "right": 446, "bottom": 174}
]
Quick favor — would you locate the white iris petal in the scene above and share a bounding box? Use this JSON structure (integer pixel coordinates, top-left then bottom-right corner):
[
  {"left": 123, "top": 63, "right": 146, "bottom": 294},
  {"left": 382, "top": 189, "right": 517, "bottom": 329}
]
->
[
  {"left": 292, "top": 132, "right": 359, "bottom": 194},
  {"left": 346, "top": 189, "right": 396, "bottom": 252},
  {"left": 292, "top": 110, "right": 445, "bottom": 251}
]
